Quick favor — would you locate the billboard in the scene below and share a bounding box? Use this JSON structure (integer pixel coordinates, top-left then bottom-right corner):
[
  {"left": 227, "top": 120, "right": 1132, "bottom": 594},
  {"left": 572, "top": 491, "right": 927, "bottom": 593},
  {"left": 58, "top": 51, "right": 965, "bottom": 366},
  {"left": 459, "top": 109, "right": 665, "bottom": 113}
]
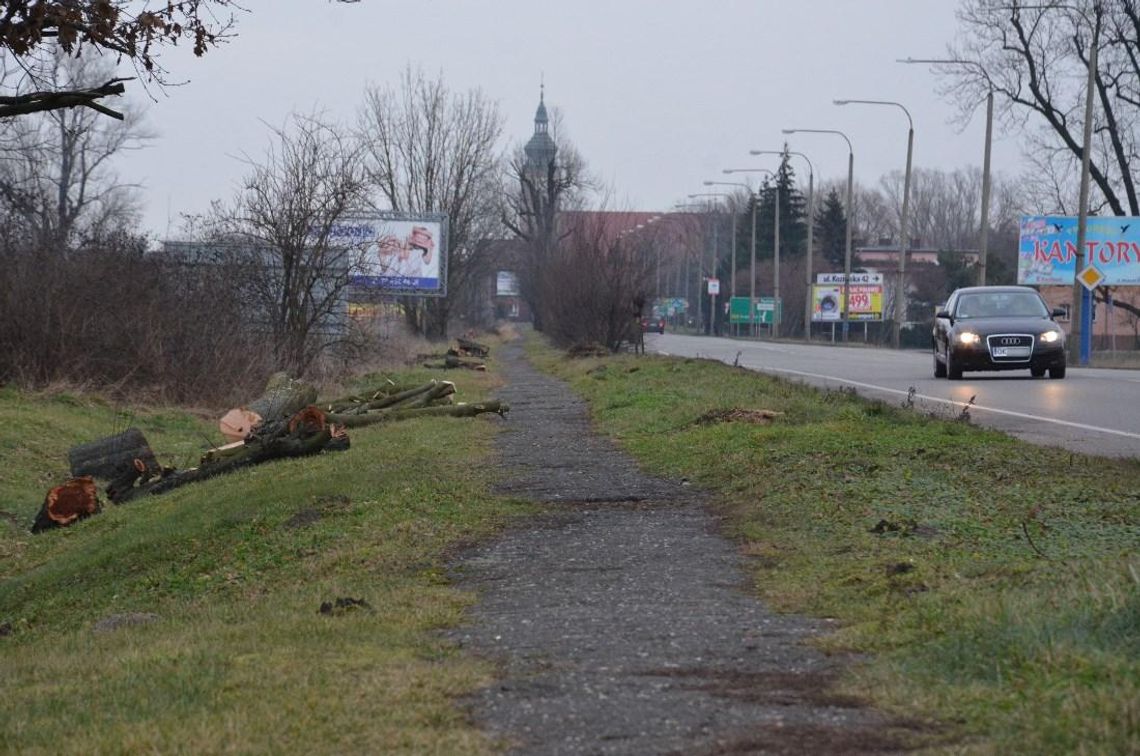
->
[
  {"left": 496, "top": 271, "right": 520, "bottom": 296},
  {"left": 1019, "top": 215, "right": 1140, "bottom": 286},
  {"left": 330, "top": 212, "right": 449, "bottom": 296},
  {"left": 811, "top": 283, "right": 883, "bottom": 322}
]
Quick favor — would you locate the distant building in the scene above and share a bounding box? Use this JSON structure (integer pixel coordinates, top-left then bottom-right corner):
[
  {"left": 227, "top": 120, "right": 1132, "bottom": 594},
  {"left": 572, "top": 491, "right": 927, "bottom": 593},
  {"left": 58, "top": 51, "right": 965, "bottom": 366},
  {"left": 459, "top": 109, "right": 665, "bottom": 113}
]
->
[{"left": 856, "top": 239, "right": 979, "bottom": 268}]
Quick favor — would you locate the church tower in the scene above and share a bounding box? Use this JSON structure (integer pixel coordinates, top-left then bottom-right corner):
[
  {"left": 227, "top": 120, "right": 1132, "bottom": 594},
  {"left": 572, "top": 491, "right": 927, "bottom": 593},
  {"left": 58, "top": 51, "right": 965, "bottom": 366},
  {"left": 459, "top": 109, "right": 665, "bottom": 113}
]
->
[{"left": 524, "top": 85, "right": 557, "bottom": 173}]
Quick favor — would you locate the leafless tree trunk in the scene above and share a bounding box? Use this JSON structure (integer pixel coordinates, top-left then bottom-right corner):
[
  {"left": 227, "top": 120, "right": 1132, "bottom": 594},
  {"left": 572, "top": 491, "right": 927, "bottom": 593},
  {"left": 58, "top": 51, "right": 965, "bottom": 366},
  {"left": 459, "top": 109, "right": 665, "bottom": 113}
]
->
[
  {"left": 204, "top": 112, "right": 370, "bottom": 376},
  {"left": 358, "top": 66, "right": 504, "bottom": 339}
]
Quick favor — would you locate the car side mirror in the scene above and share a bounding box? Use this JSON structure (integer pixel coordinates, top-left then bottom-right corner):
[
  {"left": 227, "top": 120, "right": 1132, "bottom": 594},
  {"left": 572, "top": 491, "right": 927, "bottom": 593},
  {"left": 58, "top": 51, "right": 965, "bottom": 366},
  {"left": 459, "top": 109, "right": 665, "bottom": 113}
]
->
[
  {"left": 936, "top": 309, "right": 952, "bottom": 320},
  {"left": 1051, "top": 307, "right": 1066, "bottom": 319}
]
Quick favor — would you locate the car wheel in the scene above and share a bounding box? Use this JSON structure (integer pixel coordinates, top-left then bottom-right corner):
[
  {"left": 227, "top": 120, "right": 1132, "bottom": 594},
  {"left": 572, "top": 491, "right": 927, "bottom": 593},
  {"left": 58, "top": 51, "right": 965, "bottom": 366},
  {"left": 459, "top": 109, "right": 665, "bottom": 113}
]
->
[
  {"left": 946, "top": 346, "right": 963, "bottom": 380},
  {"left": 1049, "top": 363, "right": 1067, "bottom": 379},
  {"left": 1030, "top": 366, "right": 1046, "bottom": 378},
  {"left": 933, "top": 346, "right": 947, "bottom": 378}
]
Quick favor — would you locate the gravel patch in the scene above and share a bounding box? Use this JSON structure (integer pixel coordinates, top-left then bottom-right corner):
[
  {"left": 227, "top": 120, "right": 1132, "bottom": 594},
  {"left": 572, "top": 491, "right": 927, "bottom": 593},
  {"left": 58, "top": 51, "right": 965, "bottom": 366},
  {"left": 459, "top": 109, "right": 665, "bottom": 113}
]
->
[{"left": 450, "top": 341, "right": 913, "bottom": 754}]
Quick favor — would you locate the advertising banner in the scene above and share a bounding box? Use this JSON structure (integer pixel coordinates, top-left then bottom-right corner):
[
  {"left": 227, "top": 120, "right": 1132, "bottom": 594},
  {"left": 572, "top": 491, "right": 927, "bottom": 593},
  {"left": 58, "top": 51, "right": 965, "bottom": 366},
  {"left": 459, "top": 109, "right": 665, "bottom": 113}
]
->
[
  {"left": 331, "top": 212, "right": 449, "bottom": 297},
  {"left": 812, "top": 285, "right": 843, "bottom": 322},
  {"left": 496, "top": 271, "right": 519, "bottom": 296},
  {"left": 811, "top": 284, "right": 883, "bottom": 322},
  {"left": 1019, "top": 215, "right": 1140, "bottom": 286}
]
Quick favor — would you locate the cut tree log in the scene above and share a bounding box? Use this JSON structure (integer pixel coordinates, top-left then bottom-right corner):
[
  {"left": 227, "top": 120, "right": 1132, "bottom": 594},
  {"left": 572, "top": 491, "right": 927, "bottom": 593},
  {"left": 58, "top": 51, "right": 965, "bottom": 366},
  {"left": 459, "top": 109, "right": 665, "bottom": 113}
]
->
[
  {"left": 326, "top": 400, "right": 509, "bottom": 428},
  {"left": 220, "top": 372, "right": 318, "bottom": 440},
  {"left": 115, "top": 406, "right": 348, "bottom": 503},
  {"left": 456, "top": 337, "right": 490, "bottom": 358},
  {"left": 32, "top": 477, "right": 101, "bottom": 533},
  {"left": 424, "top": 352, "right": 486, "bottom": 370},
  {"left": 68, "top": 427, "right": 158, "bottom": 480}
]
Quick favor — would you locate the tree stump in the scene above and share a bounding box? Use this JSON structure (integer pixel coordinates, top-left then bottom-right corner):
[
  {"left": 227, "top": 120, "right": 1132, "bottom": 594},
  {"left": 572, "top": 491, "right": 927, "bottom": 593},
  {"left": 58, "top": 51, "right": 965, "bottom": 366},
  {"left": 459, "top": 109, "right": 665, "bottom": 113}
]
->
[{"left": 32, "top": 477, "right": 101, "bottom": 533}]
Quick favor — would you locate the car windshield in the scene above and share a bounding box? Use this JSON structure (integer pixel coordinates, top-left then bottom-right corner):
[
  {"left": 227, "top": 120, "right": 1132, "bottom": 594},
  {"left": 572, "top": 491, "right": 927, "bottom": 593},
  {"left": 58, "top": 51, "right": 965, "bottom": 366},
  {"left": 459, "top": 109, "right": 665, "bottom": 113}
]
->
[{"left": 954, "top": 291, "right": 1048, "bottom": 319}]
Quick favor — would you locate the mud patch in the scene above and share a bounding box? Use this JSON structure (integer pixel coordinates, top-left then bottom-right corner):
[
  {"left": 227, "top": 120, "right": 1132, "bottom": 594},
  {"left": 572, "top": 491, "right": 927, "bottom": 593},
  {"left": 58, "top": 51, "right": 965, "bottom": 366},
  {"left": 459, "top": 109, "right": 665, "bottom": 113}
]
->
[
  {"left": 93, "top": 612, "right": 159, "bottom": 633},
  {"left": 703, "top": 721, "right": 917, "bottom": 755},
  {"left": 644, "top": 667, "right": 865, "bottom": 710},
  {"left": 696, "top": 408, "right": 784, "bottom": 425}
]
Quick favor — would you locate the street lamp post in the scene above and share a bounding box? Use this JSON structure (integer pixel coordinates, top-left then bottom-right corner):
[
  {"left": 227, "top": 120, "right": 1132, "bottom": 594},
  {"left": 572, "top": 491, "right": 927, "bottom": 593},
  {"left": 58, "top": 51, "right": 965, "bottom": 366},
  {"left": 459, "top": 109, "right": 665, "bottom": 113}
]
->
[
  {"left": 674, "top": 203, "right": 706, "bottom": 331},
  {"left": 723, "top": 168, "right": 775, "bottom": 337},
  {"left": 689, "top": 193, "right": 732, "bottom": 335},
  {"left": 834, "top": 99, "right": 914, "bottom": 349},
  {"left": 752, "top": 149, "right": 814, "bottom": 341},
  {"left": 899, "top": 58, "right": 993, "bottom": 286},
  {"left": 784, "top": 128, "right": 854, "bottom": 341},
  {"left": 703, "top": 181, "right": 749, "bottom": 325},
  {"left": 999, "top": 2, "right": 1101, "bottom": 364}
]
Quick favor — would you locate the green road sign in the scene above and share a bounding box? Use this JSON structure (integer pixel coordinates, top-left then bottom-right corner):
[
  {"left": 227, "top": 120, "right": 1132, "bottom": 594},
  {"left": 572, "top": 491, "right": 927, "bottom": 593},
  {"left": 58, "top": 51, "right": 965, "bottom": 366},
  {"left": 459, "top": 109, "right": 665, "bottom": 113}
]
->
[{"left": 729, "top": 296, "right": 781, "bottom": 324}]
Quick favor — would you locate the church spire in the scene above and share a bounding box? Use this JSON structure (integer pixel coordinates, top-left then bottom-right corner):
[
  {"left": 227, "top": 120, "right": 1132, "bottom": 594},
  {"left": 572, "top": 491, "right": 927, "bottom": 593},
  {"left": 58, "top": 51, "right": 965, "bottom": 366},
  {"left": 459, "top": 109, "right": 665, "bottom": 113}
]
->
[{"left": 525, "top": 81, "right": 557, "bottom": 170}]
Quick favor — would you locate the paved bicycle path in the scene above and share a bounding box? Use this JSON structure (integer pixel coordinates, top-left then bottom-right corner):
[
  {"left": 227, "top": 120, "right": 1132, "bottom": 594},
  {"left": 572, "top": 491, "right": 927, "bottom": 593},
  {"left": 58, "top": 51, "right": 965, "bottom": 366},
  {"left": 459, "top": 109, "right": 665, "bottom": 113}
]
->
[{"left": 450, "top": 341, "right": 911, "bottom": 754}]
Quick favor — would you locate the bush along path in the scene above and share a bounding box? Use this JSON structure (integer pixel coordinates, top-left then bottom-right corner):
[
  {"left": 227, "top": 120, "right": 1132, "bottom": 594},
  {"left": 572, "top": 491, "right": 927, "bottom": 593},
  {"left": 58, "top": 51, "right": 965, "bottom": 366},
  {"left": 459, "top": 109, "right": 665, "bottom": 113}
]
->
[{"left": 449, "top": 340, "right": 923, "bottom": 754}]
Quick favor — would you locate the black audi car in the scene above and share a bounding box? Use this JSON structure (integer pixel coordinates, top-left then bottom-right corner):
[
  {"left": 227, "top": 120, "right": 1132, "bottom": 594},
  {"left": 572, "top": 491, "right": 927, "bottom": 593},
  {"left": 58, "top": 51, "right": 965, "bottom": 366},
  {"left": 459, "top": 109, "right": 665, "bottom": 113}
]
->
[{"left": 932, "top": 286, "right": 1068, "bottom": 380}]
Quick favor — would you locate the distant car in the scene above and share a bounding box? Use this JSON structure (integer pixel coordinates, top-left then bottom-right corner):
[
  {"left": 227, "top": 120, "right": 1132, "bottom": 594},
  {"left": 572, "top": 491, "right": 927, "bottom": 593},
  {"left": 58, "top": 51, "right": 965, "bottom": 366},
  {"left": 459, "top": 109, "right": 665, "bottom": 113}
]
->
[
  {"left": 933, "top": 286, "right": 1067, "bottom": 380},
  {"left": 641, "top": 316, "right": 666, "bottom": 334}
]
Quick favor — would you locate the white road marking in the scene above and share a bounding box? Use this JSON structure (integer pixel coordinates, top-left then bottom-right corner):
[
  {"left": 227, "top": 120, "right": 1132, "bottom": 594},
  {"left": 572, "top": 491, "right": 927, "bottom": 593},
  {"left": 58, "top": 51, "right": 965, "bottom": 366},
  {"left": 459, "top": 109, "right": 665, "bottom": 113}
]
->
[{"left": 746, "top": 363, "right": 1140, "bottom": 441}]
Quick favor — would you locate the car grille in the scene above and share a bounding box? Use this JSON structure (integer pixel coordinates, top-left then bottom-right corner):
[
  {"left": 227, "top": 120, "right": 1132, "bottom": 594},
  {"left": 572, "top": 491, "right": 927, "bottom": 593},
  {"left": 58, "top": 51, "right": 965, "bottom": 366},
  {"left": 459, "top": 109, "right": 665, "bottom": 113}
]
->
[{"left": 986, "top": 333, "right": 1034, "bottom": 362}]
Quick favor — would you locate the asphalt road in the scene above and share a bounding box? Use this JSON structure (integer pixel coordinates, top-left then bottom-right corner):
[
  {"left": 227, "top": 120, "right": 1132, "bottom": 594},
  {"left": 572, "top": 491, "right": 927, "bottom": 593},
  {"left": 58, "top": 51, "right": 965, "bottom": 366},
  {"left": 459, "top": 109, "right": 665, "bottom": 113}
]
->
[{"left": 649, "top": 333, "right": 1140, "bottom": 460}]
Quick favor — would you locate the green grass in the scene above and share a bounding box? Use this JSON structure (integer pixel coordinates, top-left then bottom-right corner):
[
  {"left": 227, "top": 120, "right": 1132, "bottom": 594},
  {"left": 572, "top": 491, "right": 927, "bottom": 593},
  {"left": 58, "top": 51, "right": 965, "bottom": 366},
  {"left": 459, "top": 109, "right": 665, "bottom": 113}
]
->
[
  {"left": 531, "top": 340, "right": 1140, "bottom": 755},
  {"left": 0, "top": 362, "right": 528, "bottom": 754}
]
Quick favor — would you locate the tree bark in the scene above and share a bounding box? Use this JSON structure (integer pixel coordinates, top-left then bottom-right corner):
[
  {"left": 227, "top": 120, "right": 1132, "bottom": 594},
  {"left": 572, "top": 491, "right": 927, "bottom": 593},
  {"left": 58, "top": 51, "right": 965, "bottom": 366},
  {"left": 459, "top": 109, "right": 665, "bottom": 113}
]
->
[
  {"left": 326, "top": 400, "right": 509, "bottom": 428},
  {"left": 68, "top": 427, "right": 157, "bottom": 480}
]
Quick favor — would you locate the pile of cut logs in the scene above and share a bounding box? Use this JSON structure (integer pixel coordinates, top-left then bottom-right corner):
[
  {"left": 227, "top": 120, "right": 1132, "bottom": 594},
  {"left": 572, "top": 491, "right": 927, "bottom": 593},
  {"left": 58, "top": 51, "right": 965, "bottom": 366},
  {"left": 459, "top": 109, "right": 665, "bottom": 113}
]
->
[
  {"left": 31, "top": 370, "right": 508, "bottom": 533},
  {"left": 421, "top": 336, "right": 491, "bottom": 371}
]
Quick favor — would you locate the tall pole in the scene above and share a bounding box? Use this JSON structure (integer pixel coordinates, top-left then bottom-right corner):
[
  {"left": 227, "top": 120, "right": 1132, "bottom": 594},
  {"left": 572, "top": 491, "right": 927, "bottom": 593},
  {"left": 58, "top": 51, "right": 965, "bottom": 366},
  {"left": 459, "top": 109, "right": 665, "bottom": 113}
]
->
[
  {"left": 979, "top": 90, "right": 993, "bottom": 286},
  {"left": 784, "top": 129, "right": 853, "bottom": 341},
  {"left": 730, "top": 201, "right": 738, "bottom": 300},
  {"left": 1073, "top": 5, "right": 1101, "bottom": 367},
  {"left": 833, "top": 100, "right": 913, "bottom": 348},
  {"left": 895, "top": 125, "right": 913, "bottom": 348},
  {"left": 805, "top": 170, "right": 814, "bottom": 342},
  {"left": 898, "top": 60, "right": 993, "bottom": 287},
  {"left": 773, "top": 179, "right": 781, "bottom": 338},
  {"left": 750, "top": 197, "right": 757, "bottom": 336},
  {"left": 844, "top": 150, "right": 854, "bottom": 342},
  {"left": 751, "top": 149, "right": 815, "bottom": 342},
  {"left": 710, "top": 210, "right": 718, "bottom": 335}
]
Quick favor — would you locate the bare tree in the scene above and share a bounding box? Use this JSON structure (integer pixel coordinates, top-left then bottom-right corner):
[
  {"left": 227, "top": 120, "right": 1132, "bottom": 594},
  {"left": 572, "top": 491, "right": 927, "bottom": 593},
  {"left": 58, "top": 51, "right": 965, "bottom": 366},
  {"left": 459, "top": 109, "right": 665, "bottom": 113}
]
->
[
  {"left": 0, "top": 48, "right": 150, "bottom": 250},
  {"left": 358, "top": 66, "right": 504, "bottom": 339},
  {"left": 205, "top": 113, "right": 370, "bottom": 376},
  {"left": 502, "top": 105, "right": 591, "bottom": 332},
  {"left": 950, "top": 0, "right": 1138, "bottom": 216},
  {"left": 542, "top": 210, "right": 655, "bottom": 351}
]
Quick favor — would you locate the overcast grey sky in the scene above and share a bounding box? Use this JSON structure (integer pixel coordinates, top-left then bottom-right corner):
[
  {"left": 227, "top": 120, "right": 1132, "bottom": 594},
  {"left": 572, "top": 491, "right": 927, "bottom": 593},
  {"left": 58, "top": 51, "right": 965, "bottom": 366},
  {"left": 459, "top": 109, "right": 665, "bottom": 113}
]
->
[{"left": 116, "top": 0, "right": 1023, "bottom": 239}]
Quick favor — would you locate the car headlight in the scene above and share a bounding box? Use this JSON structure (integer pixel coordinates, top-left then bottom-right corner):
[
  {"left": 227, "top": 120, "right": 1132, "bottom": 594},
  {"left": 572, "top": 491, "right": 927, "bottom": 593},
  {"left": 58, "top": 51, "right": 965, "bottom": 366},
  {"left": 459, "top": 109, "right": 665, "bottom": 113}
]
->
[
  {"left": 1040, "top": 330, "right": 1061, "bottom": 343},
  {"left": 957, "top": 332, "right": 981, "bottom": 345}
]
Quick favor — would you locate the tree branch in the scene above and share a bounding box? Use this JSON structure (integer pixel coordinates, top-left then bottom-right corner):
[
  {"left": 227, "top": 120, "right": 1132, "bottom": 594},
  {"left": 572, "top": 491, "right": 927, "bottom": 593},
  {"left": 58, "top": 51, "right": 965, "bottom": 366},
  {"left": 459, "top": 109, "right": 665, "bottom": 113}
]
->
[{"left": 0, "top": 78, "right": 131, "bottom": 119}]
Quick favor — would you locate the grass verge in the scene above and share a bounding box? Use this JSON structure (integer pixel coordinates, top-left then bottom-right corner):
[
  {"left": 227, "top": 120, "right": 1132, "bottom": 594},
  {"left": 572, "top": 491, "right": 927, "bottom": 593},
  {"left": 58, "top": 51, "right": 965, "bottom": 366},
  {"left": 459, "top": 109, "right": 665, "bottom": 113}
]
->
[
  {"left": 529, "top": 338, "right": 1139, "bottom": 755},
  {"left": 0, "top": 358, "right": 526, "bottom": 754}
]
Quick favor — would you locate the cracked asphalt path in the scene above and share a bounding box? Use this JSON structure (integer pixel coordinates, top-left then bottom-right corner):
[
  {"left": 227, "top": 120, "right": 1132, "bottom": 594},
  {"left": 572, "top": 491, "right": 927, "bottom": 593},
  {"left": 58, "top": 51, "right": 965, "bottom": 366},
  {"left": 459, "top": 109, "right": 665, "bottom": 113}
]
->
[{"left": 450, "top": 341, "right": 909, "bottom": 755}]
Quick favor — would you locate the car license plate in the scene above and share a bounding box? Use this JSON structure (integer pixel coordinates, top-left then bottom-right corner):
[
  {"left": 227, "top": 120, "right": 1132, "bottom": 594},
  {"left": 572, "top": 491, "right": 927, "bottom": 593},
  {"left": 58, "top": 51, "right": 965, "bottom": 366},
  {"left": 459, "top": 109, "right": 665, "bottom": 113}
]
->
[{"left": 992, "top": 346, "right": 1030, "bottom": 358}]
